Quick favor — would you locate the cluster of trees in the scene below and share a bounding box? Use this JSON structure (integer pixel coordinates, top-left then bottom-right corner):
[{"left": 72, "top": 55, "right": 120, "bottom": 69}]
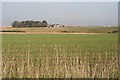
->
[{"left": 12, "top": 20, "right": 48, "bottom": 27}]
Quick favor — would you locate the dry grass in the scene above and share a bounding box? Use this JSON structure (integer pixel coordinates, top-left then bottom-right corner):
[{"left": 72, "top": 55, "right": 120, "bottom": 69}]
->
[
  {"left": 2, "top": 44, "right": 118, "bottom": 78},
  {"left": 0, "top": 26, "right": 118, "bottom": 34}
]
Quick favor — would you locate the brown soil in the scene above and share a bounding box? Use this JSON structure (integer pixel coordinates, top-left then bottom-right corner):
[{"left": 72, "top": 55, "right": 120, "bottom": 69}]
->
[{"left": 0, "top": 32, "right": 101, "bottom": 34}]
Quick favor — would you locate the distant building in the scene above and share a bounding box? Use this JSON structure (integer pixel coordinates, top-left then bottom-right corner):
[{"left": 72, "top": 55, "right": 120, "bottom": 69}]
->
[
  {"left": 104, "top": 26, "right": 112, "bottom": 27},
  {"left": 50, "top": 24, "right": 65, "bottom": 28}
]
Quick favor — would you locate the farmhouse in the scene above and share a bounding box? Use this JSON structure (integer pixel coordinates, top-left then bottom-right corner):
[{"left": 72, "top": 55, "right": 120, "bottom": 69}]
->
[{"left": 50, "top": 24, "right": 65, "bottom": 28}]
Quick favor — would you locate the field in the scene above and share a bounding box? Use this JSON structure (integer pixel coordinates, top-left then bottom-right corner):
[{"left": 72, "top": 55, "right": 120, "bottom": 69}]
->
[
  {"left": 0, "top": 26, "right": 118, "bottom": 34},
  {"left": 1, "top": 27, "right": 119, "bottom": 78}
]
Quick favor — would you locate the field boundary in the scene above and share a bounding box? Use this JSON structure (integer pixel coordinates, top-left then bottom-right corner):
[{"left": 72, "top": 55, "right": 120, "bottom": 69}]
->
[{"left": 0, "top": 32, "right": 102, "bottom": 34}]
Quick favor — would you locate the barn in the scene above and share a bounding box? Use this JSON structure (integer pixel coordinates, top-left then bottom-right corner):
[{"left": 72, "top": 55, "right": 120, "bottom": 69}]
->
[{"left": 50, "top": 24, "right": 64, "bottom": 27}]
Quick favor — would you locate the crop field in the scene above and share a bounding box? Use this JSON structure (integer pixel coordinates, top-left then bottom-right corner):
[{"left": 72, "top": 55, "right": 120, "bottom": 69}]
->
[
  {"left": 1, "top": 26, "right": 118, "bottom": 34},
  {"left": 2, "top": 33, "right": 119, "bottom": 78}
]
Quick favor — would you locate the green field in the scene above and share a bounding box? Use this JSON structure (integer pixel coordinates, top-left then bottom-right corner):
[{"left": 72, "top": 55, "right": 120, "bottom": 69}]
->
[
  {"left": 2, "top": 34, "right": 118, "bottom": 78},
  {"left": 2, "top": 34, "right": 118, "bottom": 52}
]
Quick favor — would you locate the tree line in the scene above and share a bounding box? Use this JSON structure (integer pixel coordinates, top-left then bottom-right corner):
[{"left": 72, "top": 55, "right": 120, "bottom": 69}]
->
[{"left": 12, "top": 20, "right": 48, "bottom": 27}]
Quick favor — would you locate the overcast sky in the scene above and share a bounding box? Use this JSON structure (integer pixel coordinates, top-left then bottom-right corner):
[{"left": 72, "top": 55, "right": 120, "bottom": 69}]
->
[
  {"left": 1, "top": 2, "right": 118, "bottom": 26},
  {"left": 1, "top": 0, "right": 119, "bottom": 2}
]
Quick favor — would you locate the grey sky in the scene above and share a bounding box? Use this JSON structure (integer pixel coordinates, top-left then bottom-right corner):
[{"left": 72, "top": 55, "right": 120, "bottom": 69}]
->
[
  {"left": 1, "top": 0, "right": 119, "bottom": 2},
  {"left": 2, "top": 2, "right": 118, "bottom": 26},
  {"left": 0, "top": 2, "right": 2, "bottom": 26}
]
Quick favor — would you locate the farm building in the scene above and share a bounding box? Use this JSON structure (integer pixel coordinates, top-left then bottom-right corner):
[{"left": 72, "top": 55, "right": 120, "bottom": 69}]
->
[{"left": 50, "top": 24, "right": 65, "bottom": 27}]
